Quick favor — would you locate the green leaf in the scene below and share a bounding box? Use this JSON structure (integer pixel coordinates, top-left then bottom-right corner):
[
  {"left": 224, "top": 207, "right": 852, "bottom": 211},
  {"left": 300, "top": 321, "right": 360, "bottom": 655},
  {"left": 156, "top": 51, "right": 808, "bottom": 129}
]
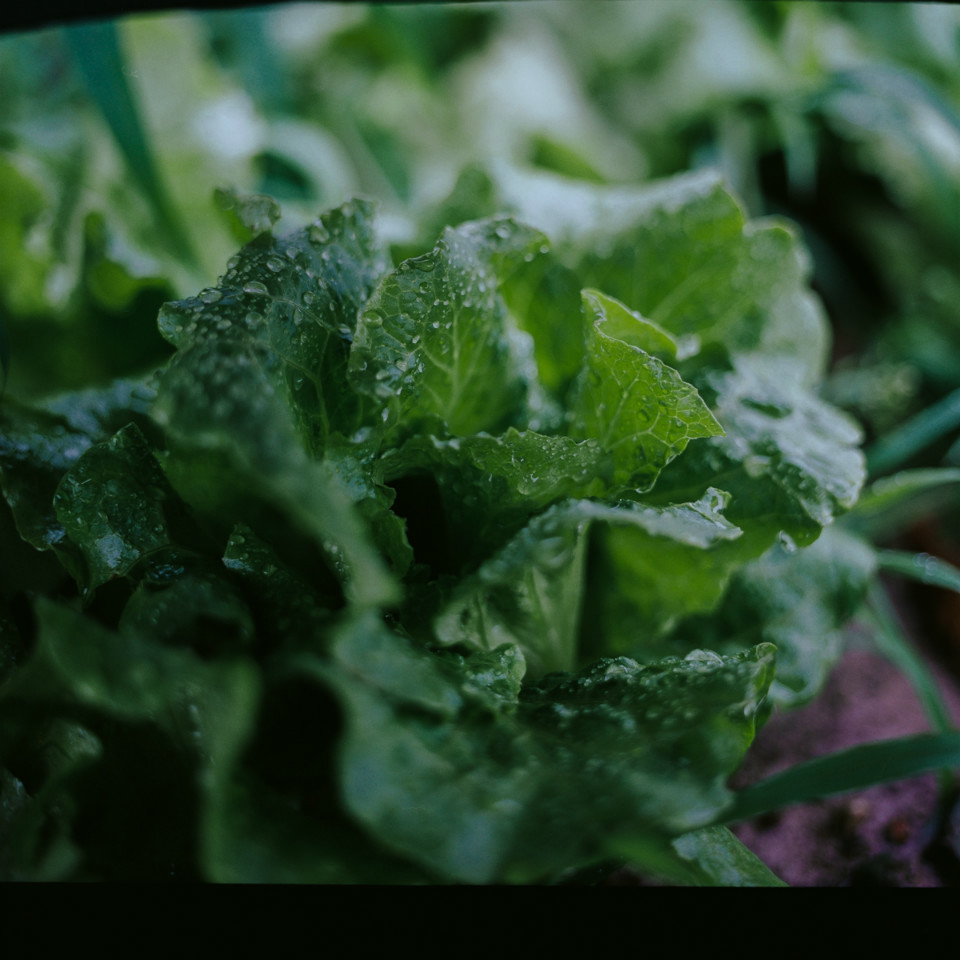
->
[
  {"left": 876, "top": 548, "right": 960, "bottom": 596},
  {"left": 667, "top": 526, "right": 877, "bottom": 708},
  {"left": 863, "top": 581, "right": 954, "bottom": 738},
  {"left": 0, "top": 153, "right": 55, "bottom": 317},
  {"left": 434, "top": 500, "right": 593, "bottom": 677},
  {"left": 665, "top": 825, "right": 787, "bottom": 887},
  {"left": 436, "top": 489, "right": 744, "bottom": 677},
  {"left": 52, "top": 423, "right": 185, "bottom": 597},
  {"left": 580, "top": 289, "right": 682, "bottom": 362},
  {"left": 848, "top": 467, "right": 960, "bottom": 539},
  {"left": 866, "top": 386, "right": 960, "bottom": 476},
  {"left": 214, "top": 186, "right": 282, "bottom": 244},
  {"left": 64, "top": 20, "right": 198, "bottom": 270},
  {"left": 581, "top": 489, "right": 748, "bottom": 662},
  {"left": 324, "top": 611, "right": 776, "bottom": 883},
  {"left": 0, "top": 599, "right": 260, "bottom": 879},
  {"left": 157, "top": 197, "right": 389, "bottom": 452},
  {"left": 380, "top": 428, "right": 607, "bottom": 573},
  {"left": 153, "top": 198, "right": 398, "bottom": 606},
  {"left": 726, "top": 732, "right": 960, "bottom": 824},
  {"left": 0, "top": 379, "right": 156, "bottom": 562},
  {"left": 201, "top": 769, "right": 436, "bottom": 883},
  {"left": 119, "top": 553, "right": 257, "bottom": 660},
  {"left": 570, "top": 289, "right": 722, "bottom": 490},
  {"left": 323, "top": 443, "right": 415, "bottom": 579},
  {"left": 349, "top": 217, "right": 547, "bottom": 442},
  {"left": 652, "top": 359, "right": 866, "bottom": 553},
  {"left": 221, "top": 524, "right": 336, "bottom": 651},
  {"left": 450, "top": 163, "right": 830, "bottom": 387}
]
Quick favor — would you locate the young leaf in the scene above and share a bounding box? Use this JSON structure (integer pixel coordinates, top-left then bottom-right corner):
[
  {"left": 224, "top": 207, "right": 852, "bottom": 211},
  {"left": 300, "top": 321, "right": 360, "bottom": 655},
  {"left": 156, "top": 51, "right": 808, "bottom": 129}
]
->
[
  {"left": 570, "top": 289, "right": 722, "bottom": 490},
  {"left": 349, "top": 217, "right": 547, "bottom": 442}
]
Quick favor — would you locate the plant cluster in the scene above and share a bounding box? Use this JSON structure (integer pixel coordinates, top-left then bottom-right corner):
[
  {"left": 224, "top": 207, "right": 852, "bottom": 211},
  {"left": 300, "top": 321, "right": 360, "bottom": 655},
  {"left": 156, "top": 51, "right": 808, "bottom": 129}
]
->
[{"left": 2, "top": 3, "right": 960, "bottom": 884}]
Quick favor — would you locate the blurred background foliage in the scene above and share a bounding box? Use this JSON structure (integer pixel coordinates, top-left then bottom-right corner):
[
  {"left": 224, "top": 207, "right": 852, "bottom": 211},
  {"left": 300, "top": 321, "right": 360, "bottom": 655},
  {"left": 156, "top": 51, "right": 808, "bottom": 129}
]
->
[{"left": 0, "top": 0, "right": 959, "bottom": 472}]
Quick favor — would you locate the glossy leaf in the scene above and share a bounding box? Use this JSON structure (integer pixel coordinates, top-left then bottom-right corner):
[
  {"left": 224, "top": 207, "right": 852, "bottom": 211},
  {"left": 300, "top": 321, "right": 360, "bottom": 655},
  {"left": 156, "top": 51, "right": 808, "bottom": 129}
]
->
[
  {"left": 325, "top": 611, "right": 775, "bottom": 883},
  {"left": 571, "top": 289, "right": 722, "bottom": 490},
  {"left": 349, "top": 217, "right": 546, "bottom": 442}
]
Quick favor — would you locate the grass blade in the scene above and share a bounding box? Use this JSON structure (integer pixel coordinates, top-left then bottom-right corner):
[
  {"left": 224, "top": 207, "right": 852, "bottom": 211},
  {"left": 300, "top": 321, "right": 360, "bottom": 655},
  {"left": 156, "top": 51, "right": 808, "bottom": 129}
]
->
[
  {"left": 724, "top": 731, "right": 960, "bottom": 824},
  {"left": 866, "top": 387, "right": 960, "bottom": 476},
  {"left": 847, "top": 468, "right": 960, "bottom": 539},
  {"left": 863, "top": 581, "right": 954, "bottom": 741},
  {"left": 877, "top": 549, "right": 960, "bottom": 596},
  {"left": 63, "top": 20, "right": 198, "bottom": 269},
  {"left": 669, "top": 825, "right": 787, "bottom": 887}
]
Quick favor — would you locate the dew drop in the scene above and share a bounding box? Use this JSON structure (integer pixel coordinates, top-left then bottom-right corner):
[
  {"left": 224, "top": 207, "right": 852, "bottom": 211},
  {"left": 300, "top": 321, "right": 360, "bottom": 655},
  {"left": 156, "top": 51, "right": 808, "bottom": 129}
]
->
[
  {"left": 199, "top": 288, "right": 223, "bottom": 304},
  {"left": 777, "top": 531, "right": 798, "bottom": 554},
  {"left": 243, "top": 281, "right": 269, "bottom": 296}
]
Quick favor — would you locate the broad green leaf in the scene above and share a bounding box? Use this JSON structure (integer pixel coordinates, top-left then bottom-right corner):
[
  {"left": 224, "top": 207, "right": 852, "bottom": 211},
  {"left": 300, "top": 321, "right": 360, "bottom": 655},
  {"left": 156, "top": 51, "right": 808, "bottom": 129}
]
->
[
  {"left": 323, "top": 443, "right": 415, "bottom": 579},
  {"left": 325, "top": 611, "right": 775, "bottom": 883},
  {"left": 119, "top": 553, "right": 256, "bottom": 660},
  {"left": 379, "top": 427, "right": 607, "bottom": 573},
  {"left": 667, "top": 526, "right": 877, "bottom": 708},
  {"left": 571, "top": 289, "right": 722, "bottom": 490},
  {"left": 580, "top": 289, "right": 681, "bottom": 362},
  {"left": 157, "top": 197, "right": 389, "bottom": 451},
  {"left": 501, "top": 249, "right": 585, "bottom": 397},
  {"left": 0, "top": 599, "right": 258, "bottom": 742},
  {"left": 52, "top": 423, "right": 185, "bottom": 597},
  {"left": 221, "top": 524, "right": 336, "bottom": 651},
  {"left": 437, "top": 490, "right": 744, "bottom": 677},
  {"left": 201, "top": 769, "right": 436, "bottom": 883},
  {"left": 651, "top": 359, "right": 866, "bottom": 554},
  {"left": 580, "top": 489, "right": 748, "bottom": 662},
  {"left": 0, "top": 599, "right": 260, "bottom": 879},
  {"left": 0, "top": 379, "right": 156, "bottom": 565},
  {"left": 349, "top": 217, "right": 547, "bottom": 442},
  {"left": 0, "top": 733, "right": 92, "bottom": 881},
  {"left": 434, "top": 501, "right": 593, "bottom": 677},
  {"left": 153, "top": 199, "right": 397, "bottom": 606},
  {"left": 214, "top": 186, "right": 282, "bottom": 243},
  {"left": 440, "top": 163, "right": 830, "bottom": 386}
]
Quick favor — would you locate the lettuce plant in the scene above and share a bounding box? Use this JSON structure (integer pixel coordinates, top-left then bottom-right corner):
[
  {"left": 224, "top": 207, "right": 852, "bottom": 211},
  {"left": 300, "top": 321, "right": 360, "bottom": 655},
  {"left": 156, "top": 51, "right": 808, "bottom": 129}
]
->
[{"left": 0, "top": 165, "right": 955, "bottom": 884}]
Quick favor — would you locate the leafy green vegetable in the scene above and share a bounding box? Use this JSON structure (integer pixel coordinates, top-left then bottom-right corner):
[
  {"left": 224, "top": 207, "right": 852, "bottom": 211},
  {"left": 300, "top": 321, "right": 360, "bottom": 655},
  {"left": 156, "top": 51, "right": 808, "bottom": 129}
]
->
[{"left": 0, "top": 168, "right": 873, "bottom": 884}]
